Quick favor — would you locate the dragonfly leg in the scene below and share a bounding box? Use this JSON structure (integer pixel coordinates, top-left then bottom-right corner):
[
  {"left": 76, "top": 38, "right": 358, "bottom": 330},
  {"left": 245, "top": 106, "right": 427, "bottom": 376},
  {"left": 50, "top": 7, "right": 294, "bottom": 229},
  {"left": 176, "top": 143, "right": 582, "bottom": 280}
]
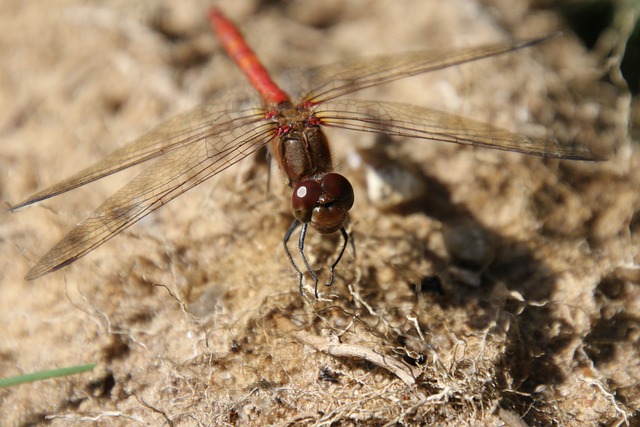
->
[
  {"left": 284, "top": 220, "right": 304, "bottom": 293},
  {"left": 284, "top": 220, "right": 351, "bottom": 297},
  {"left": 283, "top": 220, "right": 319, "bottom": 295},
  {"left": 297, "top": 222, "right": 321, "bottom": 297},
  {"left": 264, "top": 148, "right": 272, "bottom": 195},
  {"left": 326, "top": 226, "right": 349, "bottom": 288}
]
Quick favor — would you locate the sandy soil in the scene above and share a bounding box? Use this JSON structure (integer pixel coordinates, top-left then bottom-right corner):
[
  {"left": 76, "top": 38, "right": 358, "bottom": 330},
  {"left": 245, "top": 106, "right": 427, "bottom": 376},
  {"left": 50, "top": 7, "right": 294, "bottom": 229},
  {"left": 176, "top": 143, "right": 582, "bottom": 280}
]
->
[{"left": 0, "top": 0, "right": 637, "bottom": 425}]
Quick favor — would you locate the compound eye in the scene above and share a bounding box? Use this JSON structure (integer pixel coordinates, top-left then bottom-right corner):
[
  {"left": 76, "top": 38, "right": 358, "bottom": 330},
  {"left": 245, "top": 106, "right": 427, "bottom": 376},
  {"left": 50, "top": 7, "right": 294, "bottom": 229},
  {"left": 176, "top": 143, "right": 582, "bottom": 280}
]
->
[
  {"left": 292, "top": 180, "right": 322, "bottom": 223},
  {"left": 322, "top": 173, "right": 354, "bottom": 211}
]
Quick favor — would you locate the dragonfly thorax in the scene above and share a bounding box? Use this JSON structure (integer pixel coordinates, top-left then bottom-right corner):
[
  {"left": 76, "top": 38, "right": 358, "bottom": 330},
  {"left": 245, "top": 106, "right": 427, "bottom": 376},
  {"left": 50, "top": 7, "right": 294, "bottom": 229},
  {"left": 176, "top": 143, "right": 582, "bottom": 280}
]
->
[{"left": 272, "top": 118, "right": 333, "bottom": 186}]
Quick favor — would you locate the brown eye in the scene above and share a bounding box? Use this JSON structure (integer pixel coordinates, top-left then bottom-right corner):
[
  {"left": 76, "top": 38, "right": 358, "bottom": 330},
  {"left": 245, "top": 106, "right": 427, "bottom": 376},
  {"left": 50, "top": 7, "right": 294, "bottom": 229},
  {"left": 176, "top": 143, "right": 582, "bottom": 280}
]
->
[
  {"left": 322, "top": 173, "right": 354, "bottom": 211},
  {"left": 292, "top": 180, "right": 322, "bottom": 223}
]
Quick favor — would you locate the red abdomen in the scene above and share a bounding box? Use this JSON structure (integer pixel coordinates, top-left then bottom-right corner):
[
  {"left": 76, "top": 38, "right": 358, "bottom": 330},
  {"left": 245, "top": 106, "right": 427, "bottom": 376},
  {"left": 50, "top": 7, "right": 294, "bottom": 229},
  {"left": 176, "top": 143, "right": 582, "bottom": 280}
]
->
[{"left": 208, "top": 8, "right": 289, "bottom": 105}]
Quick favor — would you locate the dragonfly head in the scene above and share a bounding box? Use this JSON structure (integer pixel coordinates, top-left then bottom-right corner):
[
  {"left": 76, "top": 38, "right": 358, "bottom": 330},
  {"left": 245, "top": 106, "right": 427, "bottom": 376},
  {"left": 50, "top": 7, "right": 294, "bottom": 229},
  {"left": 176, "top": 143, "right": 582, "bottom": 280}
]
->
[{"left": 292, "top": 173, "right": 354, "bottom": 234}]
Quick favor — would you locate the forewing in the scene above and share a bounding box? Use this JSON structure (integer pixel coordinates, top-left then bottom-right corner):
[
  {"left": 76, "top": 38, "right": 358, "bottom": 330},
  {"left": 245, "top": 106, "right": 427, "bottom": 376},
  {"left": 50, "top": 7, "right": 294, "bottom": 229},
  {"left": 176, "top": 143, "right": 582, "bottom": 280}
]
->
[
  {"left": 315, "top": 99, "right": 597, "bottom": 160},
  {"left": 24, "top": 119, "right": 276, "bottom": 280},
  {"left": 285, "top": 34, "right": 559, "bottom": 104},
  {"left": 12, "top": 87, "right": 262, "bottom": 210}
]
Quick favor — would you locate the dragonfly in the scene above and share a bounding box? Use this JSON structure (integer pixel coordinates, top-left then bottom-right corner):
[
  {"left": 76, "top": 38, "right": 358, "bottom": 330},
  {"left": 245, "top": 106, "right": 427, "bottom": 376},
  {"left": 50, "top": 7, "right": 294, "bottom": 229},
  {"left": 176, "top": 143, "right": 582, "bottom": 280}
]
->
[{"left": 11, "top": 8, "right": 598, "bottom": 296}]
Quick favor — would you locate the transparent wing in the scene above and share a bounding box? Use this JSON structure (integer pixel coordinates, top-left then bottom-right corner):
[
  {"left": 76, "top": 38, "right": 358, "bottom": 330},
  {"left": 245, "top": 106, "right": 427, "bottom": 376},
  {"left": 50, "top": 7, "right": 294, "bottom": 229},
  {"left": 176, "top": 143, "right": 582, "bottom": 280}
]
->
[
  {"left": 12, "top": 88, "right": 262, "bottom": 210},
  {"left": 24, "top": 119, "right": 276, "bottom": 280},
  {"left": 315, "top": 99, "right": 597, "bottom": 160},
  {"left": 282, "top": 34, "right": 559, "bottom": 104}
]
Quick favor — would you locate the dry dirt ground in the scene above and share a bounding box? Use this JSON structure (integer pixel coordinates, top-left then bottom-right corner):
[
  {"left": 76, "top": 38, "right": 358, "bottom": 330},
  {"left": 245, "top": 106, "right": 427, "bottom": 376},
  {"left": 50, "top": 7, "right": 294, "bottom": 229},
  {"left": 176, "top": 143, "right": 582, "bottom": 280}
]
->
[{"left": 0, "top": 0, "right": 638, "bottom": 426}]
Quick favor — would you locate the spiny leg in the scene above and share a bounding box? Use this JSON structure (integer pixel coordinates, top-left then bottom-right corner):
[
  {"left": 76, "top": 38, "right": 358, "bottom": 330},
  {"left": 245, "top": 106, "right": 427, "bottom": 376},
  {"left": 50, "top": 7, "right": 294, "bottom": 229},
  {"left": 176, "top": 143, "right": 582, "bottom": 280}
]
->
[
  {"left": 283, "top": 220, "right": 321, "bottom": 296},
  {"left": 284, "top": 220, "right": 305, "bottom": 294},
  {"left": 284, "top": 220, "right": 350, "bottom": 297},
  {"left": 264, "top": 147, "right": 272, "bottom": 195},
  {"left": 284, "top": 220, "right": 321, "bottom": 295},
  {"left": 326, "top": 226, "right": 349, "bottom": 288},
  {"left": 296, "top": 222, "right": 321, "bottom": 297}
]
